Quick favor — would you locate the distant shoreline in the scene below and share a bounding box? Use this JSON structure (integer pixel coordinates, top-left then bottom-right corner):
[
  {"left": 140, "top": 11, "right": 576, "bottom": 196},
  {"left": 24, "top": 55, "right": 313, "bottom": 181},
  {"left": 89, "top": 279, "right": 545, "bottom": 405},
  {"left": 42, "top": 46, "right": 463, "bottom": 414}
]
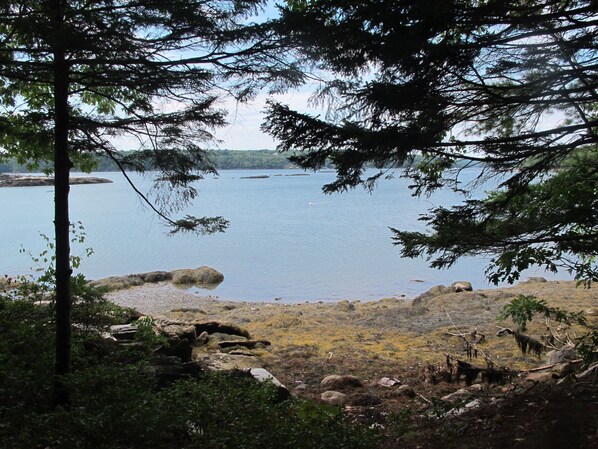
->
[{"left": 0, "top": 173, "right": 112, "bottom": 187}]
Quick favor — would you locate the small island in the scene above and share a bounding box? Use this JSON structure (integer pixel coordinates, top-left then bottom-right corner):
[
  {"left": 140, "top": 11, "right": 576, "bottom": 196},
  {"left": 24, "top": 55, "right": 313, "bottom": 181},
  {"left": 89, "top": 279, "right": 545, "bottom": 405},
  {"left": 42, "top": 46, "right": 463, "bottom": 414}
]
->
[{"left": 0, "top": 173, "right": 112, "bottom": 187}]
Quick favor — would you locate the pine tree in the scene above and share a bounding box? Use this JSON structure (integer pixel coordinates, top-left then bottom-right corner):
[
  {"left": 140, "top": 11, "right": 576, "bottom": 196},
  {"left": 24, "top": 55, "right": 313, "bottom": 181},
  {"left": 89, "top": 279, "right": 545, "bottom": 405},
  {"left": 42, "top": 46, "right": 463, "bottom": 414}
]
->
[
  {"left": 0, "top": 0, "right": 299, "bottom": 404},
  {"left": 264, "top": 0, "right": 598, "bottom": 284}
]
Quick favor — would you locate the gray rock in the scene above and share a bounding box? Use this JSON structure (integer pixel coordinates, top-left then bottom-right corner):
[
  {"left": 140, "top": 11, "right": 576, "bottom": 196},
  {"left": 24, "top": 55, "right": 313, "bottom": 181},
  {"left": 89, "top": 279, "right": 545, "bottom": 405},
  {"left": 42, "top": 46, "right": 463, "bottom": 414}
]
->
[
  {"left": 91, "top": 267, "right": 221, "bottom": 291},
  {"left": 171, "top": 271, "right": 196, "bottom": 284},
  {"left": 451, "top": 281, "right": 473, "bottom": 292},
  {"left": 522, "top": 277, "right": 548, "bottom": 283},
  {"left": 110, "top": 324, "right": 138, "bottom": 340},
  {"left": 321, "top": 391, "right": 348, "bottom": 405},
  {"left": 546, "top": 346, "right": 578, "bottom": 364},
  {"left": 412, "top": 284, "right": 449, "bottom": 306},
  {"left": 141, "top": 271, "right": 172, "bottom": 283},
  {"left": 247, "top": 368, "right": 289, "bottom": 400},
  {"left": 321, "top": 374, "right": 363, "bottom": 390},
  {"left": 171, "top": 266, "right": 224, "bottom": 285},
  {"left": 226, "top": 349, "right": 257, "bottom": 356}
]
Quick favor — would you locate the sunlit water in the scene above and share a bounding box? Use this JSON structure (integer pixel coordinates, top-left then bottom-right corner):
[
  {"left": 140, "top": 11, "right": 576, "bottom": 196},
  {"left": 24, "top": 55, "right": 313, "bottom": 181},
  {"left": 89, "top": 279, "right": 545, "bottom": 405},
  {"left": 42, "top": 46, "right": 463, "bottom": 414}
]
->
[{"left": 0, "top": 168, "right": 570, "bottom": 302}]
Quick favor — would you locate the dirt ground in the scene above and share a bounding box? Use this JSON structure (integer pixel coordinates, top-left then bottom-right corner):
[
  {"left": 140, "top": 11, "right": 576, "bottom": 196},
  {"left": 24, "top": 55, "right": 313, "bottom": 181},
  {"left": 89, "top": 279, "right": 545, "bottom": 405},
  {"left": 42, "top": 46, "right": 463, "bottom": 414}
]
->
[{"left": 108, "top": 279, "right": 598, "bottom": 448}]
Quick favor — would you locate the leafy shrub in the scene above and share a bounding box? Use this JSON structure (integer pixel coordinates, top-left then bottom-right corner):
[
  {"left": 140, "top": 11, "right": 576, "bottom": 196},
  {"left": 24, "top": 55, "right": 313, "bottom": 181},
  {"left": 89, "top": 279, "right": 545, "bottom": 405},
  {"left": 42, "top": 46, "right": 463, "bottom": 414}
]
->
[
  {"left": 0, "top": 292, "right": 380, "bottom": 449},
  {"left": 499, "top": 294, "right": 586, "bottom": 331}
]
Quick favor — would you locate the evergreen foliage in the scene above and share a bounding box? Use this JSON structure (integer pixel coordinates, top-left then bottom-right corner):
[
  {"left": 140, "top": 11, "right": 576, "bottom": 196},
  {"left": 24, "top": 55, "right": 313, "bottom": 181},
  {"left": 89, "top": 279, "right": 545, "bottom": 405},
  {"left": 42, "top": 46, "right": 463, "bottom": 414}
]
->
[
  {"left": 265, "top": 0, "right": 598, "bottom": 284},
  {"left": 0, "top": 288, "right": 380, "bottom": 449},
  {"left": 0, "top": 0, "right": 300, "bottom": 400}
]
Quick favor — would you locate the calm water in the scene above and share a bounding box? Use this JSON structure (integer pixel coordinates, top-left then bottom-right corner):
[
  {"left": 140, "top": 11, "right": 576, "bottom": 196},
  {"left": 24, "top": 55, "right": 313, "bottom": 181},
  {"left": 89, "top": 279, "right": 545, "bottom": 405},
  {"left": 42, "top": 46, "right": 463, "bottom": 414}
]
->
[{"left": 0, "top": 169, "right": 570, "bottom": 302}]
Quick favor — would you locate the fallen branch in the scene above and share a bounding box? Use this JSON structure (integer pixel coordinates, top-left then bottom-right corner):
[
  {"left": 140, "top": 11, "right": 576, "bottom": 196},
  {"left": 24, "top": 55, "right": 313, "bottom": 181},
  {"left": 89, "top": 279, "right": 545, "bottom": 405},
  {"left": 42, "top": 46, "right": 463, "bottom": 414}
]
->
[{"left": 526, "top": 359, "right": 582, "bottom": 373}]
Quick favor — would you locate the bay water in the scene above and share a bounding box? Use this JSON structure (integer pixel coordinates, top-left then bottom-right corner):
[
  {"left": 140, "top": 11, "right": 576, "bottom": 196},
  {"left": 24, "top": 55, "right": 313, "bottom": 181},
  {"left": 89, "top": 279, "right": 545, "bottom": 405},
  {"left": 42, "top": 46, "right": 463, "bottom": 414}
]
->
[{"left": 0, "top": 168, "right": 569, "bottom": 302}]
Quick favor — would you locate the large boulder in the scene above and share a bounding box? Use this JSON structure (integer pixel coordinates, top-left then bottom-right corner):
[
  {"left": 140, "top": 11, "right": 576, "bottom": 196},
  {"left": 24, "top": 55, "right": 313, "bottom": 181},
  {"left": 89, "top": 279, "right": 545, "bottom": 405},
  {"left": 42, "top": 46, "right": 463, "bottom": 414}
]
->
[
  {"left": 546, "top": 346, "right": 578, "bottom": 364},
  {"left": 141, "top": 271, "right": 172, "bottom": 283},
  {"left": 171, "top": 266, "right": 224, "bottom": 286},
  {"left": 110, "top": 324, "right": 138, "bottom": 341},
  {"left": 89, "top": 267, "right": 222, "bottom": 291},
  {"left": 247, "top": 368, "right": 290, "bottom": 400},
  {"left": 451, "top": 281, "right": 473, "bottom": 292},
  {"left": 91, "top": 274, "right": 144, "bottom": 291},
  {"left": 412, "top": 281, "right": 474, "bottom": 306},
  {"left": 321, "top": 374, "right": 363, "bottom": 390},
  {"left": 412, "top": 284, "right": 449, "bottom": 306}
]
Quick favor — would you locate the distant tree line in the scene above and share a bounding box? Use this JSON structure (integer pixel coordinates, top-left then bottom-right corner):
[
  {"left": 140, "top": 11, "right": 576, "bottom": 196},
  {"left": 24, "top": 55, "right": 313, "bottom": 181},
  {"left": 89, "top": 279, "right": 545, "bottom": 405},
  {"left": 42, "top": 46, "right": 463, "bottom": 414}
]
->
[
  {"left": 0, "top": 149, "right": 303, "bottom": 172},
  {"left": 0, "top": 149, "right": 467, "bottom": 173}
]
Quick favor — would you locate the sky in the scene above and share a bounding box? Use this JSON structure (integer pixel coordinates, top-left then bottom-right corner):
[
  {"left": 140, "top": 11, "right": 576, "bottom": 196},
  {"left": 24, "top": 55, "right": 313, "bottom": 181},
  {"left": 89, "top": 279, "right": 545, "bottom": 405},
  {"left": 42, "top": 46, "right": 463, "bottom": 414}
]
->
[
  {"left": 211, "top": 1, "right": 324, "bottom": 151},
  {"left": 212, "top": 87, "right": 323, "bottom": 151}
]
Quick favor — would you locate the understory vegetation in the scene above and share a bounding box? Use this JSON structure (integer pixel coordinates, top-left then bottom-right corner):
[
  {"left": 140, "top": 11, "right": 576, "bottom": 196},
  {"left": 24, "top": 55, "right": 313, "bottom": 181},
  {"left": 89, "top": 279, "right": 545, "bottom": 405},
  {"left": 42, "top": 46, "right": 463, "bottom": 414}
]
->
[{"left": 0, "top": 281, "right": 379, "bottom": 449}]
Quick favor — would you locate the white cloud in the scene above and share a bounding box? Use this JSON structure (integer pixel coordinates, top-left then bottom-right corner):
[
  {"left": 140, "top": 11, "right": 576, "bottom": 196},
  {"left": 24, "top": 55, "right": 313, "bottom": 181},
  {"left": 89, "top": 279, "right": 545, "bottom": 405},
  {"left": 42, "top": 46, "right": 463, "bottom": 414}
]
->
[{"left": 213, "top": 86, "right": 326, "bottom": 150}]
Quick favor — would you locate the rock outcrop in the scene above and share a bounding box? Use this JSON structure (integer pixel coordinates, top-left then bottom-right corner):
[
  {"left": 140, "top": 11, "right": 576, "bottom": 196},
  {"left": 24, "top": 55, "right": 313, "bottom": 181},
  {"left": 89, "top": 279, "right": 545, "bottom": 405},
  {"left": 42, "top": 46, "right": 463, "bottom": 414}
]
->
[
  {"left": 0, "top": 173, "right": 112, "bottom": 187},
  {"left": 412, "top": 281, "right": 474, "bottom": 306},
  {"left": 90, "top": 267, "right": 222, "bottom": 291},
  {"left": 171, "top": 266, "right": 224, "bottom": 286},
  {"left": 107, "top": 317, "right": 264, "bottom": 384},
  {"left": 321, "top": 374, "right": 363, "bottom": 390}
]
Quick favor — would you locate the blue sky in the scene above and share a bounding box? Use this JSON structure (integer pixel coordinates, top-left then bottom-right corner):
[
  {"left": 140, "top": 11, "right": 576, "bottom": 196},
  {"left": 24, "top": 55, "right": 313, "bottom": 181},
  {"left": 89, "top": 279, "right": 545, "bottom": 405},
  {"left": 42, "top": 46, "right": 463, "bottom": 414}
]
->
[{"left": 212, "top": 1, "right": 324, "bottom": 151}]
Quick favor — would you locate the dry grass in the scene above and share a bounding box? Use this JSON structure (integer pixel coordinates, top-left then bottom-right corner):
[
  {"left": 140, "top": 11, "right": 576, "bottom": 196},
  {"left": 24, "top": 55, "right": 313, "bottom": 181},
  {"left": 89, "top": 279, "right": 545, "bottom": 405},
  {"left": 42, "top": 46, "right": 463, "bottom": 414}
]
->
[{"left": 157, "top": 280, "right": 598, "bottom": 386}]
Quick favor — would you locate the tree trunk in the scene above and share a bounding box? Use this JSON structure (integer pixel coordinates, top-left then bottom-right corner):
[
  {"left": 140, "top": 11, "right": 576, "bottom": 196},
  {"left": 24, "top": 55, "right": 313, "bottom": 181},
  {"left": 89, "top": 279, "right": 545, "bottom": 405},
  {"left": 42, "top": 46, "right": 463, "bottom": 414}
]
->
[{"left": 52, "top": 0, "right": 72, "bottom": 407}]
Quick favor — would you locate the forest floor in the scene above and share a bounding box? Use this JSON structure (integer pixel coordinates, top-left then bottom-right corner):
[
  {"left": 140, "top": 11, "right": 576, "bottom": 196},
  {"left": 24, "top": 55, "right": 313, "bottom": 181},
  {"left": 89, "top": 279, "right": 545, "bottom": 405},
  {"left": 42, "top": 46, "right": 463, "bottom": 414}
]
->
[{"left": 108, "top": 279, "right": 598, "bottom": 449}]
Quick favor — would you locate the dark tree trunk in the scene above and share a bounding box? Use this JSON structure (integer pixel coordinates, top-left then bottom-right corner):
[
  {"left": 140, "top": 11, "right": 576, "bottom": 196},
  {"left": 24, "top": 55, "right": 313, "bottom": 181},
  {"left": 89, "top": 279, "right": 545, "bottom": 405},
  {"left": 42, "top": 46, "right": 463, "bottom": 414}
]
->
[{"left": 52, "top": 0, "right": 72, "bottom": 407}]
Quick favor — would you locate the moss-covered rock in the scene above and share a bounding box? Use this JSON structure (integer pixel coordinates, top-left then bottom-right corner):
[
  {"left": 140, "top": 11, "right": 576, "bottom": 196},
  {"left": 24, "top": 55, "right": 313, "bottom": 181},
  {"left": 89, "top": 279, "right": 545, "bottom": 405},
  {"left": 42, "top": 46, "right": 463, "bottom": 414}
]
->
[
  {"left": 141, "top": 271, "right": 172, "bottom": 283},
  {"left": 91, "top": 274, "right": 145, "bottom": 291},
  {"left": 90, "top": 267, "right": 221, "bottom": 292},
  {"left": 171, "top": 266, "right": 224, "bottom": 286}
]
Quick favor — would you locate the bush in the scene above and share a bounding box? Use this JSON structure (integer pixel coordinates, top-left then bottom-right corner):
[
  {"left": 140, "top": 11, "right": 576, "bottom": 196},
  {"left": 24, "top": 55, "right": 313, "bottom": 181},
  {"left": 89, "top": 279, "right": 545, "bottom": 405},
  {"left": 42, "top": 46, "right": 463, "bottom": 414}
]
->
[{"left": 0, "top": 291, "right": 380, "bottom": 449}]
